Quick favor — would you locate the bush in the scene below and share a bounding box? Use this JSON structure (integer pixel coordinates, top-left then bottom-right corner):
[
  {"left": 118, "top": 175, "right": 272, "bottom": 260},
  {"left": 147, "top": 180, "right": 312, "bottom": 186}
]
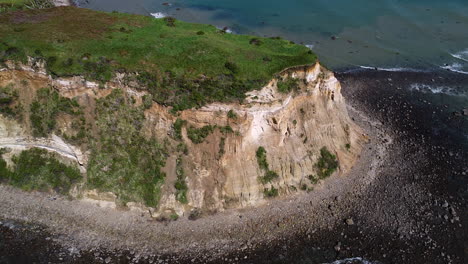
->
[
  {"left": 30, "top": 87, "right": 81, "bottom": 137},
  {"left": 227, "top": 109, "right": 237, "bottom": 119},
  {"left": 87, "top": 89, "right": 167, "bottom": 207},
  {"left": 8, "top": 148, "right": 82, "bottom": 194},
  {"left": 187, "top": 125, "right": 214, "bottom": 144},
  {"left": 164, "top": 17, "right": 176, "bottom": 27},
  {"left": 264, "top": 186, "right": 278, "bottom": 198},
  {"left": 256, "top": 146, "right": 268, "bottom": 171},
  {"left": 277, "top": 78, "right": 299, "bottom": 93},
  {"left": 224, "top": 61, "right": 239, "bottom": 74},
  {"left": 196, "top": 31, "right": 205, "bottom": 35},
  {"left": 174, "top": 157, "right": 188, "bottom": 204},
  {"left": 249, "top": 38, "right": 263, "bottom": 46},
  {"left": 173, "top": 118, "right": 187, "bottom": 140},
  {"left": 260, "top": 170, "right": 279, "bottom": 184},
  {"left": 142, "top": 94, "right": 153, "bottom": 109},
  {"left": 315, "top": 147, "right": 338, "bottom": 179},
  {"left": 219, "top": 125, "right": 233, "bottom": 134}
]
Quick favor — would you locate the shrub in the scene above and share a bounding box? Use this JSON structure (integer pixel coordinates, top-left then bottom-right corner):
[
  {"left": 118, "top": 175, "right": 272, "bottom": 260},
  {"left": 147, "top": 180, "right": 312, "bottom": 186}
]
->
[
  {"left": 174, "top": 157, "right": 188, "bottom": 204},
  {"left": 219, "top": 125, "right": 233, "bottom": 134},
  {"left": 345, "top": 143, "right": 351, "bottom": 150},
  {"left": 30, "top": 88, "right": 81, "bottom": 137},
  {"left": 264, "top": 186, "right": 278, "bottom": 198},
  {"left": 8, "top": 148, "right": 82, "bottom": 194},
  {"left": 256, "top": 146, "right": 268, "bottom": 171},
  {"left": 277, "top": 78, "right": 299, "bottom": 93},
  {"left": 249, "top": 38, "right": 263, "bottom": 46},
  {"left": 87, "top": 89, "right": 167, "bottom": 207},
  {"left": 187, "top": 125, "right": 214, "bottom": 144},
  {"left": 164, "top": 17, "right": 176, "bottom": 27},
  {"left": 260, "top": 170, "right": 279, "bottom": 184},
  {"left": 173, "top": 118, "right": 187, "bottom": 140},
  {"left": 142, "top": 94, "right": 153, "bottom": 109},
  {"left": 224, "top": 61, "right": 239, "bottom": 74},
  {"left": 196, "top": 31, "right": 205, "bottom": 35},
  {"left": 315, "top": 147, "right": 338, "bottom": 179},
  {"left": 227, "top": 109, "right": 237, "bottom": 119}
]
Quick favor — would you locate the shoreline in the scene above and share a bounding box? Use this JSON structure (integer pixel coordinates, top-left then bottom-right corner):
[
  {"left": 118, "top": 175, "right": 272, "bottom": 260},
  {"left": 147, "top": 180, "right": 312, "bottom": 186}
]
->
[
  {"left": 1, "top": 69, "right": 467, "bottom": 263},
  {"left": 0, "top": 74, "right": 389, "bottom": 263}
]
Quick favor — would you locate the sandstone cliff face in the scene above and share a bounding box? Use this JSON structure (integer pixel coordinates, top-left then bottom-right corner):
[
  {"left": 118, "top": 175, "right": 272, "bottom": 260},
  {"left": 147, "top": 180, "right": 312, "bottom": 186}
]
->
[{"left": 0, "top": 60, "right": 365, "bottom": 215}]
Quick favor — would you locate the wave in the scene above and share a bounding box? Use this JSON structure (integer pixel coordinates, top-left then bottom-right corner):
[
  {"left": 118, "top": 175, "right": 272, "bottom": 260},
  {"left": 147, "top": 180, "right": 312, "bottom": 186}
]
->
[
  {"left": 440, "top": 63, "right": 468, "bottom": 75},
  {"left": 409, "top": 83, "right": 466, "bottom": 97},
  {"left": 305, "top": 44, "right": 314, "bottom": 50},
  {"left": 150, "top": 12, "right": 167, "bottom": 19},
  {"left": 358, "top": 66, "right": 425, "bottom": 72},
  {"left": 323, "top": 257, "right": 381, "bottom": 264},
  {"left": 450, "top": 49, "right": 468, "bottom": 62}
]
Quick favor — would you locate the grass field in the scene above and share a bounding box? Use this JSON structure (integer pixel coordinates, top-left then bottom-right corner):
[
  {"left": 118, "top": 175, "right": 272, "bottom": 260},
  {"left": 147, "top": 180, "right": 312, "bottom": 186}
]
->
[{"left": 0, "top": 7, "right": 316, "bottom": 109}]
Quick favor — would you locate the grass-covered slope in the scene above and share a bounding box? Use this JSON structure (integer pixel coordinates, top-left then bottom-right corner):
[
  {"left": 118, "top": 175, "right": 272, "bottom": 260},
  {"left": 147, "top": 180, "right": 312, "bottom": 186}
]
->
[{"left": 0, "top": 6, "right": 316, "bottom": 110}]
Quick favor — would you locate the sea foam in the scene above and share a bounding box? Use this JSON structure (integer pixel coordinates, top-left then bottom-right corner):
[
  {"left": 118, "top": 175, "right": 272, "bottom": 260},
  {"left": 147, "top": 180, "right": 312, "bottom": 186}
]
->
[
  {"left": 409, "top": 83, "right": 465, "bottom": 96},
  {"left": 324, "top": 257, "right": 380, "bottom": 264},
  {"left": 359, "top": 66, "right": 424, "bottom": 72},
  {"left": 451, "top": 49, "right": 468, "bottom": 62},
  {"left": 150, "top": 12, "right": 167, "bottom": 19},
  {"left": 440, "top": 63, "right": 468, "bottom": 75}
]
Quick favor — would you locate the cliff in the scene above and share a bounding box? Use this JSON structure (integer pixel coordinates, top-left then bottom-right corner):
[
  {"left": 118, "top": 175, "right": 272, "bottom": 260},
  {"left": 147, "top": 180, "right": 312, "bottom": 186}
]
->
[{"left": 0, "top": 59, "right": 366, "bottom": 217}]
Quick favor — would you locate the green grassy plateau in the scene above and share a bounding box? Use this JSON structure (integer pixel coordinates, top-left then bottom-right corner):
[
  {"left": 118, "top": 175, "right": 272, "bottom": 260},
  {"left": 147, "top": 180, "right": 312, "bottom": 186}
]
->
[{"left": 0, "top": 6, "right": 316, "bottom": 110}]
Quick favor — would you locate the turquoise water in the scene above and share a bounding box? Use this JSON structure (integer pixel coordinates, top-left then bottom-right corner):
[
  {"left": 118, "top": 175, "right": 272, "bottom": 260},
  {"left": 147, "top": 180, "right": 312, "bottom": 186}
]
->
[{"left": 77, "top": 0, "right": 468, "bottom": 72}]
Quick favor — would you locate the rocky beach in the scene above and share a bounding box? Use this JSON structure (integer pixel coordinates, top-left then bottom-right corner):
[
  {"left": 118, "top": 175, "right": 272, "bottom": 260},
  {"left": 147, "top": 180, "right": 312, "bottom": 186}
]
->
[{"left": 1, "top": 69, "right": 466, "bottom": 264}]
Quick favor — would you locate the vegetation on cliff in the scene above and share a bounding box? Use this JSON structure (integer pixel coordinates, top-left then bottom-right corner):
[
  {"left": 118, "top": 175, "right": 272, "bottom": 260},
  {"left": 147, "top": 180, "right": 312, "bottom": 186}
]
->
[
  {"left": 0, "top": 147, "right": 82, "bottom": 194},
  {"left": 0, "top": 6, "right": 316, "bottom": 110},
  {"left": 87, "top": 89, "right": 167, "bottom": 207}
]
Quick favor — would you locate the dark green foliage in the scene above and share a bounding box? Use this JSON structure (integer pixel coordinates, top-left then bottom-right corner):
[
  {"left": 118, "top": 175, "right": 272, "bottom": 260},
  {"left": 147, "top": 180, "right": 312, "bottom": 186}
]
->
[
  {"left": 227, "top": 109, "right": 237, "bottom": 119},
  {"left": 163, "top": 16, "right": 176, "bottom": 27},
  {"left": 224, "top": 61, "right": 239, "bottom": 74},
  {"left": 83, "top": 57, "right": 112, "bottom": 82},
  {"left": 315, "top": 147, "right": 338, "bottom": 179},
  {"left": 308, "top": 174, "right": 319, "bottom": 184},
  {"left": 142, "top": 94, "right": 153, "bottom": 109},
  {"left": 219, "top": 125, "right": 233, "bottom": 134},
  {"left": 173, "top": 118, "right": 187, "bottom": 140},
  {"left": 177, "top": 142, "right": 188, "bottom": 155},
  {"left": 277, "top": 78, "right": 299, "bottom": 93},
  {"left": 174, "top": 156, "right": 188, "bottom": 204},
  {"left": 0, "top": 148, "right": 12, "bottom": 180},
  {"left": 0, "top": 85, "right": 20, "bottom": 118},
  {"left": 5, "top": 148, "right": 81, "bottom": 194},
  {"left": 256, "top": 146, "right": 280, "bottom": 184},
  {"left": 256, "top": 146, "right": 269, "bottom": 171},
  {"left": 249, "top": 38, "right": 263, "bottom": 46},
  {"left": 260, "top": 170, "right": 279, "bottom": 184},
  {"left": 263, "top": 186, "right": 278, "bottom": 198},
  {"left": 345, "top": 143, "right": 351, "bottom": 150},
  {"left": 170, "top": 213, "right": 179, "bottom": 220},
  {"left": 30, "top": 87, "right": 81, "bottom": 137},
  {"left": 187, "top": 125, "right": 214, "bottom": 144},
  {"left": 218, "top": 137, "right": 226, "bottom": 157},
  {"left": 87, "top": 89, "right": 167, "bottom": 207},
  {"left": 196, "top": 31, "right": 204, "bottom": 35}
]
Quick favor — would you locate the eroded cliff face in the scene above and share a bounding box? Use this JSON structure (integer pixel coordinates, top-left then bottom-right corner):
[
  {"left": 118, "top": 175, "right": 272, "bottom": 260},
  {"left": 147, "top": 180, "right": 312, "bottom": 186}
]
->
[{"left": 0, "top": 60, "right": 366, "bottom": 216}]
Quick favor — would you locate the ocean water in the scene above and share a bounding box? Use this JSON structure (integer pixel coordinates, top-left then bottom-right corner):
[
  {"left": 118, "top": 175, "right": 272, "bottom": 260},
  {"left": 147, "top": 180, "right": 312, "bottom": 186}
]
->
[{"left": 76, "top": 0, "right": 468, "bottom": 73}]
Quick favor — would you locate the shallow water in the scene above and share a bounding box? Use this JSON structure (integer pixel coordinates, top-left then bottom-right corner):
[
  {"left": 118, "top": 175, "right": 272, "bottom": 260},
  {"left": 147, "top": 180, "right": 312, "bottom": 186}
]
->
[{"left": 76, "top": 0, "right": 468, "bottom": 72}]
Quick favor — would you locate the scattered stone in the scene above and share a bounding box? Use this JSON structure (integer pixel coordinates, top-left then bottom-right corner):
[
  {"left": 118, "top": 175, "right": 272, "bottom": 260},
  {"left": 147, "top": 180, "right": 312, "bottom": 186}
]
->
[
  {"left": 334, "top": 242, "right": 341, "bottom": 252},
  {"left": 345, "top": 218, "right": 355, "bottom": 225}
]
